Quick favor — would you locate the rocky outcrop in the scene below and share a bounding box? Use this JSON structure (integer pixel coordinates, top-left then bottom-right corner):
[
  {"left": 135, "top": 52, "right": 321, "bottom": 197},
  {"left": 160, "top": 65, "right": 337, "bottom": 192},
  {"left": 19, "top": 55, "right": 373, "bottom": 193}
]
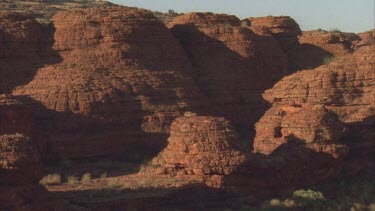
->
[
  {"left": 169, "top": 13, "right": 288, "bottom": 137},
  {"left": 0, "top": 95, "right": 46, "bottom": 155},
  {"left": 0, "top": 133, "right": 43, "bottom": 185},
  {"left": 153, "top": 11, "right": 182, "bottom": 25},
  {"left": 254, "top": 105, "right": 346, "bottom": 155},
  {"left": 247, "top": 16, "right": 301, "bottom": 38},
  {"left": 0, "top": 13, "right": 56, "bottom": 93},
  {"left": 355, "top": 29, "right": 375, "bottom": 49},
  {"left": 251, "top": 45, "right": 375, "bottom": 185},
  {"left": 168, "top": 12, "right": 241, "bottom": 28},
  {"left": 245, "top": 17, "right": 359, "bottom": 71},
  {"left": 247, "top": 16, "right": 309, "bottom": 72},
  {"left": 0, "top": 97, "right": 70, "bottom": 210},
  {"left": 263, "top": 45, "right": 375, "bottom": 122},
  {"left": 13, "top": 7, "right": 207, "bottom": 160},
  {"left": 150, "top": 114, "right": 246, "bottom": 187},
  {"left": 299, "top": 30, "right": 360, "bottom": 56}
]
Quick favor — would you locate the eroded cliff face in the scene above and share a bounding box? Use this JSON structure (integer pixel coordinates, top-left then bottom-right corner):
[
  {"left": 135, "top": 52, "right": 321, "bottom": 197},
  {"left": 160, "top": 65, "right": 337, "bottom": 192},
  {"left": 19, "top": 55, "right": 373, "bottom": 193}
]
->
[
  {"left": 252, "top": 45, "right": 375, "bottom": 185},
  {"left": 355, "top": 29, "right": 375, "bottom": 49},
  {"left": 169, "top": 13, "right": 288, "bottom": 138},
  {"left": 0, "top": 13, "right": 57, "bottom": 94},
  {"left": 12, "top": 7, "right": 207, "bottom": 160},
  {"left": 0, "top": 96, "right": 69, "bottom": 210},
  {"left": 299, "top": 30, "right": 360, "bottom": 55},
  {"left": 0, "top": 6, "right": 374, "bottom": 208}
]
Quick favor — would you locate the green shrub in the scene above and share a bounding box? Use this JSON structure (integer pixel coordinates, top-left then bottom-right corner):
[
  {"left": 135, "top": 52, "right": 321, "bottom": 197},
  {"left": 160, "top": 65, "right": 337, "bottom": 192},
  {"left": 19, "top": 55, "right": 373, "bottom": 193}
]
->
[
  {"left": 39, "top": 173, "right": 62, "bottom": 186},
  {"left": 292, "top": 189, "right": 330, "bottom": 208},
  {"left": 81, "top": 173, "right": 91, "bottom": 183},
  {"left": 67, "top": 176, "right": 80, "bottom": 185},
  {"left": 99, "top": 171, "right": 108, "bottom": 179},
  {"left": 330, "top": 28, "right": 342, "bottom": 33},
  {"left": 323, "top": 56, "right": 335, "bottom": 65}
]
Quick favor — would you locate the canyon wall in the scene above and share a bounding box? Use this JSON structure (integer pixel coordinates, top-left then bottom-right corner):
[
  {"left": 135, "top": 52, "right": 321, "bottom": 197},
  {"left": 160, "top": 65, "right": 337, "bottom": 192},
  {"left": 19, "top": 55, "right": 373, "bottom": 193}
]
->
[
  {"left": 0, "top": 7, "right": 373, "bottom": 200},
  {"left": 10, "top": 8, "right": 208, "bottom": 160}
]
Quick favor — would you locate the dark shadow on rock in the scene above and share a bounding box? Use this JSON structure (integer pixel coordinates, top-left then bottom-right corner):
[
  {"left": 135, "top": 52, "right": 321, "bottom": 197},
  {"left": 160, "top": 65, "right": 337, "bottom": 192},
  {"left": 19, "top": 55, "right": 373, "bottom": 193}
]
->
[
  {"left": 0, "top": 22, "right": 61, "bottom": 93},
  {"left": 15, "top": 93, "right": 168, "bottom": 178},
  {"left": 339, "top": 114, "right": 375, "bottom": 177},
  {"left": 224, "top": 135, "right": 346, "bottom": 194},
  {"left": 170, "top": 23, "right": 296, "bottom": 151},
  {"left": 288, "top": 43, "right": 334, "bottom": 71}
]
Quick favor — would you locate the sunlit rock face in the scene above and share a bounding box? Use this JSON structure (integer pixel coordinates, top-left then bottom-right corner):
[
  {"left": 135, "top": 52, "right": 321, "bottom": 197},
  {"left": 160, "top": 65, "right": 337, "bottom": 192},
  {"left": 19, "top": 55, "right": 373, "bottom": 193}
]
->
[{"left": 12, "top": 7, "right": 208, "bottom": 160}]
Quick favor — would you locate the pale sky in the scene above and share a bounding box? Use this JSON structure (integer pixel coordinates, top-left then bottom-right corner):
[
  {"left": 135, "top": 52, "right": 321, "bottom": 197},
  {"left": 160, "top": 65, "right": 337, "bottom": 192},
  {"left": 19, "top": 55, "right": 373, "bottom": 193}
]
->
[{"left": 108, "top": 0, "right": 375, "bottom": 33}]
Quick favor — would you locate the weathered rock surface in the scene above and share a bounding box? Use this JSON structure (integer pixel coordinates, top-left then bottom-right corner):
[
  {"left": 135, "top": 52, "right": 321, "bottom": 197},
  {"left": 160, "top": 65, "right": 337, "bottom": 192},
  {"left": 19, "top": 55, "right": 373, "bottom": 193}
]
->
[
  {"left": 252, "top": 104, "right": 348, "bottom": 186},
  {"left": 263, "top": 45, "right": 375, "bottom": 123},
  {"left": 246, "top": 16, "right": 306, "bottom": 71},
  {"left": 355, "top": 29, "right": 375, "bottom": 49},
  {"left": 0, "top": 133, "right": 43, "bottom": 185},
  {"left": 0, "top": 96, "right": 72, "bottom": 210},
  {"left": 299, "top": 30, "right": 360, "bottom": 56},
  {"left": 251, "top": 45, "right": 375, "bottom": 185},
  {"left": 0, "top": 13, "right": 56, "bottom": 93},
  {"left": 247, "top": 16, "right": 301, "bottom": 37},
  {"left": 0, "top": 95, "right": 46, "bottom": 154},
  {"left": 151, "top": 114, "right": 246, "bottom": 187},
  {"left": 254, "top": 105, "right": 346, "bottom": 155},
  {"left": 168, "top": 12, "right": 241, "bottom": 28},
  {"left": 169, "top": 13, "right": 288, "bottom": 136},
  {"left": 13, "top": 7, "right": 207, "bottom": 160}
]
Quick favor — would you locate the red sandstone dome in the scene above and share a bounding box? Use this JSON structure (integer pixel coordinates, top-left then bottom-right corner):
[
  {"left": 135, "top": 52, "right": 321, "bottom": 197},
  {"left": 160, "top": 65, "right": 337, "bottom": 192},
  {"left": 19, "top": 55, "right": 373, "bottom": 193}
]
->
[
  {"left": 12, "top": 7, "right": 208, "bottom": 160},
  {"left": 247, "top": 16, "right": 302, "bottom": 37},
  {"left": 168, "top": 12, "right": 288, "bottom": 133},
  {"left": 150, "top": 114, "right": 246, "bottom": 187}
]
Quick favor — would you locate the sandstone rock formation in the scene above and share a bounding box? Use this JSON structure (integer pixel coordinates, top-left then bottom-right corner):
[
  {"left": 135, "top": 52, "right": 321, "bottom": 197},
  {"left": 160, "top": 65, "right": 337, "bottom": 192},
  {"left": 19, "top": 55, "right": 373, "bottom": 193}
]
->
[
  {"left": 0, "top": 95, "right": 46, "bottom": 154},
  {"left": 0, "top": 96, "right": 70, "bottom": 210},
  {"left": 245, "top": 16, "right": 360, "bottom": 71},
  {"left": 168, "top": 12, "right": 241, "bottom": 28},
  {"left": 12, "top": 7, "right": 207, "bottom": 160},
  {"left": 0, "top": 133, "right": 43, "bottom": 185},
  {"left": 151, "top": 114, "right": 246, "bottom": 187},
  {"left": 247, "top": 16, "right": 301, "bottom": 38},
  {"left": 169, "top": 13, "right": 288, "bottom": 138},
  {"left": 254, "top": 105, "right": 346, "bottom": 155},
  {"left": 263, "top": 45, "right": 375, "bottom": 122},
  {"left": 247, "top": 16, "right": 301, "bottom": 70},
  {"left": 252, "top": 45, "right": 375, "bottom": 185},
  {"left": 291, "top": 30, "right": 362, "bottom": 69},
  {"left": 355, "top": 29, "right": 375, "bottom": 49},
  {"left": 0, "top": 13, "right": 57, "bottom": 94},
  {"left": 0, "top": 0, "right": 114, "bottom": 24},
  {"left": 299, "top": 30, "right": 360, "bottom": 56}
]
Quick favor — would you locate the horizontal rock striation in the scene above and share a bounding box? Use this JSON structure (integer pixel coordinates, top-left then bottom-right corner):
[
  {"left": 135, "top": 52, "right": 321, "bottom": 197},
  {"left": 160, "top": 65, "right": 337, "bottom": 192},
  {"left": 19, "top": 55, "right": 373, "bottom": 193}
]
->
[
  {"left": 254, "top": 105, "right": 346, "bottom": 155},
  {"left": 0, "top": 96, "right": 70, "bottom": 210},
  {"left": 0, "top": 13, "right": 56, "bottom": 93},
  {"left": 251, "top": 45, "right": 375, "bottom": 185},
  {"left": 355, "top": 29, "right": 375, "bottom": 49},
  {"left": 151, "top": 114, "right": 246, "bottom": 187},
  {"left": 169, "top": 13, "right": 288, "bottom": 138},
  {"left": 12, "top": 7, "right": 207, "bottom": 160},
  {"left": 263, "top": 45, "right": 375, "bottom": 123}
]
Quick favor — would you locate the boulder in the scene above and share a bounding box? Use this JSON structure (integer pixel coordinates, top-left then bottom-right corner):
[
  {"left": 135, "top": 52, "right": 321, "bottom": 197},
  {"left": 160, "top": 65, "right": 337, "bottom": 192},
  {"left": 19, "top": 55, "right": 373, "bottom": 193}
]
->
[{"left": 151, "top": 114, "right": 246, "bottom": 187}]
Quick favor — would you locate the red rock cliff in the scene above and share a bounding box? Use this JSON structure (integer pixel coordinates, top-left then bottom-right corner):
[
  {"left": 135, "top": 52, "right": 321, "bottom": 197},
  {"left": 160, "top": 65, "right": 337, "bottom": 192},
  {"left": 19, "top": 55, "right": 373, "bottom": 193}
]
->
[{"left": 12, "top": 7, "right": 208, "bottom": 160}]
